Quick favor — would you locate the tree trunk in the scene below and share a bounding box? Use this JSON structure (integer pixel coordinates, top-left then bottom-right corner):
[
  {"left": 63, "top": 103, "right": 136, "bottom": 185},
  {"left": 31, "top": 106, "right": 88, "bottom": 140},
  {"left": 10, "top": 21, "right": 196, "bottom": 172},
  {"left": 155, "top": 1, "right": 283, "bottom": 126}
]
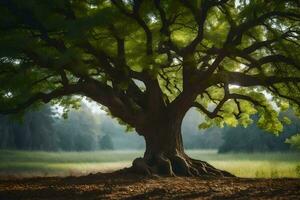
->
[{"left": 131, "top": 114, "right": 234, "bottom": 177}]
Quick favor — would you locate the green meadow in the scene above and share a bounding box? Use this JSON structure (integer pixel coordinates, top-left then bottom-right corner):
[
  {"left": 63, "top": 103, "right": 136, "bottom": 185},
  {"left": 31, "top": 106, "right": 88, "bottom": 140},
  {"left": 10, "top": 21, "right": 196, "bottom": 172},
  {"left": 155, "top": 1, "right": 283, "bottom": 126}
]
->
[{"left": 0, "top": 150, "right": 299, "bottom": 178}]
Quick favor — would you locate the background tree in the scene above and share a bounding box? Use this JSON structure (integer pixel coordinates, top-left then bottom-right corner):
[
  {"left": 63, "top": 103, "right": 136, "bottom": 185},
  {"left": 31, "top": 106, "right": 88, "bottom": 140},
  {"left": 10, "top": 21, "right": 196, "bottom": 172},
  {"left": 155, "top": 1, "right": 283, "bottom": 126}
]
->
[
  {"left": 54, "top": 102, "right": 100, "bottom": 151},
  {"left": 98, "top": 113, "right": 145, "bottom": 149},
  {"left": 0, "top": 0, "right": 300, "bottom": 176},
  {"left": 182, "top": 109, "right": 224, "bottom": 149},
  {"left": 0, "top": 102, "right": 101, "bottom": 151},
  {"left": 0, "top": 105, "right": 57, "bottom": 150},
  {"left": 219, "top": 124, "right": 297, "bottom": 153},
  {"left": 99, "top": 134, "right": 114, "bottom": 150}
]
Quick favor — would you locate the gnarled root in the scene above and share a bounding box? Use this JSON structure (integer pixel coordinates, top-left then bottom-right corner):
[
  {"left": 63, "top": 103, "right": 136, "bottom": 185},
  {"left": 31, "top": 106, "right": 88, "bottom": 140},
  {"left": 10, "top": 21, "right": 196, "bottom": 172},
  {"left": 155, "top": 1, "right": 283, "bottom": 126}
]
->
[
  {"left": 132, "top": 154, "right": 175, "bottom": 176},
  {"left": 131, "top": 154, "right": 235, "bottom": 177}
]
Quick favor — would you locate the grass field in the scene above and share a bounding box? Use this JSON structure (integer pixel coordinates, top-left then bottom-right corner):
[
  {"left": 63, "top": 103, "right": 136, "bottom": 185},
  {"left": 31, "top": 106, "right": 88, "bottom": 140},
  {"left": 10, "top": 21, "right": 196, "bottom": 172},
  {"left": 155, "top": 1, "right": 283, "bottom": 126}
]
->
[{"left": 0, "top": 150, "right": 299, "bottom": 178}]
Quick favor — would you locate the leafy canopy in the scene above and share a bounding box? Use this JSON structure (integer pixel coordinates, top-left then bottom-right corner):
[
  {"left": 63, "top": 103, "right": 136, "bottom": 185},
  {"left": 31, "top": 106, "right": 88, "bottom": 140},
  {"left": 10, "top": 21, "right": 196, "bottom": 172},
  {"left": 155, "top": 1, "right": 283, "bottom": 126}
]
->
[{"left": 0, "top": 0, "right": 300, "bottom": 133}]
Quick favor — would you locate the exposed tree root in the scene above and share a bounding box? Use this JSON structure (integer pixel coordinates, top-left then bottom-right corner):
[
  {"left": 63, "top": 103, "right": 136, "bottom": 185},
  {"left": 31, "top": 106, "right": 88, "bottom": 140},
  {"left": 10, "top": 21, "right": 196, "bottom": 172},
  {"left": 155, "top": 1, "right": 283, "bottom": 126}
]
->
[{"left": 130, "top": 154, "right": 235, "bottom": 177}]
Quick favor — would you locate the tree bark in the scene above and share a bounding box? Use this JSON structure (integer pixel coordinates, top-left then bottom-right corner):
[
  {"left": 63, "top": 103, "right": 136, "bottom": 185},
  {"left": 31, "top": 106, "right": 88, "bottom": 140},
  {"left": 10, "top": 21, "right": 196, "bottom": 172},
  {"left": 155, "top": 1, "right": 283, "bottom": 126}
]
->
[{"left": 131, "top": 113, "right": 234, "bottom": 177}]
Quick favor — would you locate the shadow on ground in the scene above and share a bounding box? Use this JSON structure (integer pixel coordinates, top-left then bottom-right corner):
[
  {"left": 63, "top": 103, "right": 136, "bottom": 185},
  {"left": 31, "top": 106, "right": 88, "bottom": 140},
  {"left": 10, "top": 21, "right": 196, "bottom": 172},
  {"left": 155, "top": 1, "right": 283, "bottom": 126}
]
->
[{"left": 0, "top": 171, "right": 299, "bottom": 199}]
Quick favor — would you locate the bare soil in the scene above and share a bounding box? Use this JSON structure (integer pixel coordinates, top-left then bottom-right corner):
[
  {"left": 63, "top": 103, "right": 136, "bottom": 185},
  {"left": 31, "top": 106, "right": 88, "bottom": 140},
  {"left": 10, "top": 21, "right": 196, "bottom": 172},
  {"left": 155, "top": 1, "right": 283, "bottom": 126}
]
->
[{"left": 0, "top": 171, "right": 299, "bottom": 200}]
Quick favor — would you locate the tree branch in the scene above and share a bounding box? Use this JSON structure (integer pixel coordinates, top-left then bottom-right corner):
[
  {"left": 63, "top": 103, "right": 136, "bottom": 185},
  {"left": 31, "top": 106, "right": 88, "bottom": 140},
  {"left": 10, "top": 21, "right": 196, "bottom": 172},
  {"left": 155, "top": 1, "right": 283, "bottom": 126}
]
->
[
  {"left": 225, "top": 11, "right": 300, "bottom": 46},
  {"left": 0, "top": 84, "right": 84, "bottom": 115},
  {"left": 211, "top": 71, "right": 300, "bottom": 87},
  {"left": 193, "top": 89, "right": 265, "bottom": 119},
  {"left": 179, "top": 0, "right": 211, "bottom": 54},
  {"left": 111, "top": 0, "right": 153, "bottom": 55}
]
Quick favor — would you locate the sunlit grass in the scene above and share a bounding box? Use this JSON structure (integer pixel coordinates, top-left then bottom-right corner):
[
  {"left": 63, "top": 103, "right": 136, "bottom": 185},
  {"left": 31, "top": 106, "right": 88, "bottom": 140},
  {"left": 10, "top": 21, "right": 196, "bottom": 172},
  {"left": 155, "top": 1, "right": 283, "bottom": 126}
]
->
[
  {"left": 0, "top": 150, "right": 142, "bottom": 163},
  {"left": 211, "top": 161, "right": 299, "bottom": 178},
  {"left": 188, "top": 151, "right": 300, "bottom": 178},
  {"left": 186, "top": 150, "right": 300, "bottom": 178},
  {"left": 0, "top": 150, "right": 299, "bottom": 178}
]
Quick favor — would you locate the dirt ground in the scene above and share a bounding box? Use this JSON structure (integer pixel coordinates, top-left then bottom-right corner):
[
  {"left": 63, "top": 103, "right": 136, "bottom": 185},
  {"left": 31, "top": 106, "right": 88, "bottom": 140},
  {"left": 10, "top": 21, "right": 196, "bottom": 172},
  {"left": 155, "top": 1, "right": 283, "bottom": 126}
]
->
[{"left": 0, "top": 171, "right": 299, "bottom": 200}]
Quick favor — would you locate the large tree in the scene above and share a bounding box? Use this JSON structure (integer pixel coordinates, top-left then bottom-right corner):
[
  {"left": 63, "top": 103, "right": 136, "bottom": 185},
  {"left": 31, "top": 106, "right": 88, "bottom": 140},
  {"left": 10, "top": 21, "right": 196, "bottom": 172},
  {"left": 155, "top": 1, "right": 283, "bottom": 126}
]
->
[{"left": 0, "top": 0, "right": 300, "bottom": 177}]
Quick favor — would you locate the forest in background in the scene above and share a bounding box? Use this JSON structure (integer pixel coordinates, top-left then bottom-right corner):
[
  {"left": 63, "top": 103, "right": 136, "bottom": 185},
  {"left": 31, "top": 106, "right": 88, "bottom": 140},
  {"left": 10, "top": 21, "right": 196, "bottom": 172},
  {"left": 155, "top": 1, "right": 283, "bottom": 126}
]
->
[{"left": 0, "top": 101, "right": 299, "bottom": 152}]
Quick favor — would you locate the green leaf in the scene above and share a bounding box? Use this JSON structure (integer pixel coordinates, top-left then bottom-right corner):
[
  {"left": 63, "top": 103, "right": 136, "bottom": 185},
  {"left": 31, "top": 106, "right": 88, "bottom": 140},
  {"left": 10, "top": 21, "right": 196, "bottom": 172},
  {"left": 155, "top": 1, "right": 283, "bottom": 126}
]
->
[
  {"left": 198, "top": 122, "right": 212, "bottom": 129},
  {"left": 286, "top": 134, "right": 300, "bottom": 150}
]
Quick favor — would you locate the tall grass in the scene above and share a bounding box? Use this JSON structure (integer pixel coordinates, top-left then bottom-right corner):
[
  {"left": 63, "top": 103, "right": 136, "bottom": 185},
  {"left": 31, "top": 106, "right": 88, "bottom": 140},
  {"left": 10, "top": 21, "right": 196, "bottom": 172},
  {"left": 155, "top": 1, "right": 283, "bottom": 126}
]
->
[{"left": 0, "top": 150, "right": 299, "bottom": 178}]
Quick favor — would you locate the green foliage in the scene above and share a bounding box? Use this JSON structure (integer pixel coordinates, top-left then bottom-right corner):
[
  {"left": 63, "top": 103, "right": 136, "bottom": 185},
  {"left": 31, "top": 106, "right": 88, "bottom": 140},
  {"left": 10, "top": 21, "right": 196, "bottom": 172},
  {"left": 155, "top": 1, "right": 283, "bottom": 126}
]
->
[
  {"left": 258, "top": 109, "right": 283, "bottom": 134},
  {"left": 0, "top": 0, "right": 299, "bottom": 141},
  {"left": 286, "top": 134, "right": 300, "bottom": 150},
  {"left": 198, "top": 121, "right": 212, "bottom": 129}
]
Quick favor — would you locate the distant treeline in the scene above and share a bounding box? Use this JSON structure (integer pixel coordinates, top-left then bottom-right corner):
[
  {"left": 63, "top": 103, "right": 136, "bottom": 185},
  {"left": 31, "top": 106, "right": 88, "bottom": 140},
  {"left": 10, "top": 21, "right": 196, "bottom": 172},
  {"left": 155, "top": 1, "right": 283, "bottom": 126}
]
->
[
  {"left": 219, "top": 112, "right": 300, "bottom": 152},
  {"left": 0, "top": 104, "right": 115, "bottom": 151},
  {"left": 0, "top": 103, "right": 299, "bottom": 152}
]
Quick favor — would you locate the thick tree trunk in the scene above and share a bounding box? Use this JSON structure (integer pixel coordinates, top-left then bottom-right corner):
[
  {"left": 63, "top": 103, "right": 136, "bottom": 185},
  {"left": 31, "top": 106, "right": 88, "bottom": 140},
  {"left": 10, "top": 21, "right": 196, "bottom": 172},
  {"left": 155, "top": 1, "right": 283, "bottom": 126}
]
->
[{"left": 131, "top": 116, "right": 234, "bottom": 177}]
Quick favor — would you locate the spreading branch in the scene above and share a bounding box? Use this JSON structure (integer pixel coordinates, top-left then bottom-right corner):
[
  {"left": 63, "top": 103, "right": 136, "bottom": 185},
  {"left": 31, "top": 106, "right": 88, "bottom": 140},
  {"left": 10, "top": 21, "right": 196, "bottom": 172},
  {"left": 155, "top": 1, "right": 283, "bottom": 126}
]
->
[{"left": 0, "top": 84, "right": 84, "bottom": 115}]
